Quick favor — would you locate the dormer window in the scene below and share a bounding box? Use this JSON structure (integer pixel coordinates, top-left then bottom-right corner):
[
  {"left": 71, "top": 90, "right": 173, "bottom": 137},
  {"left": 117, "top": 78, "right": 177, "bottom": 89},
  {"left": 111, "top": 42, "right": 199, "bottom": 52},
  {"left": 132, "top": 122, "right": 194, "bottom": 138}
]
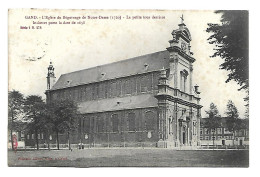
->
[
  {"left": 67, "top": 80, "right": 71, "bottom": 86},
  {"left": 144, "top": 63, "right": 149, "bottom": 70}
]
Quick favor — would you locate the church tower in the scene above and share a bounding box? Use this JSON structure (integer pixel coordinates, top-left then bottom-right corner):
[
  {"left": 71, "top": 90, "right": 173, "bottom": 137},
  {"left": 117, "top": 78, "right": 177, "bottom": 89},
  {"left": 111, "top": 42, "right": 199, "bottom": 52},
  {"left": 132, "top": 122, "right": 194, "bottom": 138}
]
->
[
  {"left": 156, "top": 16, "right": 202, "bottom": 149},
  {"left": 45, "top": 61, "right": 56, "bottom": 104},
  {"left": 46, "top": 61, "right": 56, "bottom": 90}
]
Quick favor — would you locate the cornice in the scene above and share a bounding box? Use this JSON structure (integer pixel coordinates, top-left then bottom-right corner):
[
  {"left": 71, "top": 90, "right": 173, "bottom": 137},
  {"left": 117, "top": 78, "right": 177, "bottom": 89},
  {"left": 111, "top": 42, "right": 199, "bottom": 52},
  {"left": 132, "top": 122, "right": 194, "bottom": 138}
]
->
[{"left": 166, "top": 46, "right": 196, "bottom": 63}]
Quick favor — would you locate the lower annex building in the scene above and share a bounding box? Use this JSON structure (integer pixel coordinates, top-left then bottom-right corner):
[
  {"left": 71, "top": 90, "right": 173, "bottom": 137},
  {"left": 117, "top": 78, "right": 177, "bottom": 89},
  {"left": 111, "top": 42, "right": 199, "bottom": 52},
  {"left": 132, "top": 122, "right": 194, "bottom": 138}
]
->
[{"left": 27, "top": 19, "right": 203, "bottom": 149}]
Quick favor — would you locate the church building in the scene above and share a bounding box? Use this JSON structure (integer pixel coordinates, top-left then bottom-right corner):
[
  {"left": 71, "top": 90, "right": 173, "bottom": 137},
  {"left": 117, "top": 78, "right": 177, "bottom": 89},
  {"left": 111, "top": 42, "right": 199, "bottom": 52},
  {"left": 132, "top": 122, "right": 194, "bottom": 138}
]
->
[{"left": 44, "top": 19, "right": 202, "bottom": 149}]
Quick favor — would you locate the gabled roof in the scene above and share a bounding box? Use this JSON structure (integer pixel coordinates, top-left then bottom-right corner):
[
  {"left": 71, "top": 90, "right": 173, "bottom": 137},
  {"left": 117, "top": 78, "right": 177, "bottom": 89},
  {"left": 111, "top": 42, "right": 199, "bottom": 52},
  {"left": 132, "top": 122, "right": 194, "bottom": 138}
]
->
[
  {"left": 51, "top": 50, "right": 170, "bottom": 90},
  {"left": 78, "top": 94, "right": 158, "bottom": 114}
]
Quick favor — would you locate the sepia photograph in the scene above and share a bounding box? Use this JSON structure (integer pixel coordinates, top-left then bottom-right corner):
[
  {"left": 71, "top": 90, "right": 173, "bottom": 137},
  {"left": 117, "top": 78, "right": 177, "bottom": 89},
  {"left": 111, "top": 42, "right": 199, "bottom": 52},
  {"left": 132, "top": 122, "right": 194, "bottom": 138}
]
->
[{"left": 7, "top": 8, "right": 249, "bottom": 167}]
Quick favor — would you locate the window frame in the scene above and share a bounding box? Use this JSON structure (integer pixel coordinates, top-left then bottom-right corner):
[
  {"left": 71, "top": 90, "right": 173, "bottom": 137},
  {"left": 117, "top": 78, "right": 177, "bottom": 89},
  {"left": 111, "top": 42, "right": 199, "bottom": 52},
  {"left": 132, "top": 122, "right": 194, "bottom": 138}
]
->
[
  {"left": 111, "top": 114, "right": 119, "bottom": 133},
  {"left": 128, "top": 112, "right": 136, "bottom": 132}
]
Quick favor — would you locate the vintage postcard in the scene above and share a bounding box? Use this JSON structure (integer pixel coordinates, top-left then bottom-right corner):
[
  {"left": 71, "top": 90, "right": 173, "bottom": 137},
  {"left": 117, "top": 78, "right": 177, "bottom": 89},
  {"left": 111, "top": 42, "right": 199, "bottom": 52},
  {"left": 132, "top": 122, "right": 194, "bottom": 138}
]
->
[{"left": 8, "top": 9, "right": 249, "bottom": 167}]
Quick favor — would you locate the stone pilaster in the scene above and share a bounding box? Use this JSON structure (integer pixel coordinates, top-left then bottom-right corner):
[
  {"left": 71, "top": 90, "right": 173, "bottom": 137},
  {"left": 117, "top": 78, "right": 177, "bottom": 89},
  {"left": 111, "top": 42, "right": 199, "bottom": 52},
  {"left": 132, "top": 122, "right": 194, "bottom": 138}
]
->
[{"left": 190, "top": 64, "right": 193, "bottom": 95}]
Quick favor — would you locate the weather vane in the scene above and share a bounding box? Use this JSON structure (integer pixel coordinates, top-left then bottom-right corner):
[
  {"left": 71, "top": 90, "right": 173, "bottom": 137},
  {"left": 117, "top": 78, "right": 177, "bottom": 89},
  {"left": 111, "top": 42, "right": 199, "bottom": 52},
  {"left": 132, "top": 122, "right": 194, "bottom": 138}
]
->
[{"left": 180, "top": 14, "right": 184, "bottom": 24}]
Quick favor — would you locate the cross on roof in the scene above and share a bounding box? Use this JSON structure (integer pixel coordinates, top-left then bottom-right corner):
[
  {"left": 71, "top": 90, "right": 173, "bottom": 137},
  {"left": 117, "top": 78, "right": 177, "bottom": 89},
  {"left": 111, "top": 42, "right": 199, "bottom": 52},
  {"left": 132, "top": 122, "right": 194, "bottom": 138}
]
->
[{"left": 180, "top": 14, "right": 184, "bottom": 24}]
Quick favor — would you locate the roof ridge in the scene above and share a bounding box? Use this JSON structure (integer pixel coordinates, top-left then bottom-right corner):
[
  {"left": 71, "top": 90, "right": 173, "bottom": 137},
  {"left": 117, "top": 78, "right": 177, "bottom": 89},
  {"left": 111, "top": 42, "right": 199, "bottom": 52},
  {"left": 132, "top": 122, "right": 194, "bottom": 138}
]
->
[
  {"left": 63, "top": 50, "right": 168, "bottom": 75},
  {"left": 51, "top": 49, "right": 170, "bottom": 90}
]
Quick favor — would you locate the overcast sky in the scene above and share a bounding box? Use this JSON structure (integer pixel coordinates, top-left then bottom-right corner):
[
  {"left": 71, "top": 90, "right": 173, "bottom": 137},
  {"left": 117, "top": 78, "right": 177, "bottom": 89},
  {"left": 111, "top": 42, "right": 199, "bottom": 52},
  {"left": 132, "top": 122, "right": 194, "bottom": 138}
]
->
[{"left": 8, "top": 9, "right": 247, "bottom": 117}]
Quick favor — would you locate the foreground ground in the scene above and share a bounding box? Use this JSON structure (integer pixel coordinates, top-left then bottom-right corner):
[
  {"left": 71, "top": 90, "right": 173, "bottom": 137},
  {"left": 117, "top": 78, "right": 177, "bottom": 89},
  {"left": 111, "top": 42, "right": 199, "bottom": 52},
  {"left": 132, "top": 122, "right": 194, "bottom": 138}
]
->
[{"left": 8, "top": 148, "right": 249, "bottom": 167}]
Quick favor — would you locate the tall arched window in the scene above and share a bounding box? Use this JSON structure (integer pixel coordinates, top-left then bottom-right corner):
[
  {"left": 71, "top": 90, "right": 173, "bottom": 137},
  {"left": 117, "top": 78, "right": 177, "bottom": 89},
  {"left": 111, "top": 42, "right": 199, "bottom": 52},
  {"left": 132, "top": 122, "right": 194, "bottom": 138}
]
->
[
  {"left": 111, "top": 114, "right": 119, "bottom": 132},
  {"left": 116, "top": 80, "right": 121, "bottom": 96},
  {"left": 183, "top": 76, "right": 187, "bottom": 92},
  {"left": 97, "top": 116, "right": 104, "bottom": 133},
  {"left": 84, "top": 118, "right": 90, "bottom": 133},
  {"left": 180, "top": 70, "right": 189, "bottom": 92},
  {"left": 111, "top": 81, "right": 117, "bottom": 97},
  {"left": 180, "top": 71, "right": 183, "bottom": 91},
  {"left": 141, "top": 75, "right": 148, "bottom": 93},
  {"left": 128, "top": 113, "right": 136, "bottom": 131},
  {"left": 145, "top": 111, "right": 156, "bottom": 131}
]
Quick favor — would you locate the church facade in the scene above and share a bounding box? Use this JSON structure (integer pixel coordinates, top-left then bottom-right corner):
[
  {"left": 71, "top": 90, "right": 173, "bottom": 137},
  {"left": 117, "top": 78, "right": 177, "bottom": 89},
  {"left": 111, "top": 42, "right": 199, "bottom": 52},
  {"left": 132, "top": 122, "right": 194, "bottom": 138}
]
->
[{"left": 44, "top": 20, "right": 202, "bottom": 149}]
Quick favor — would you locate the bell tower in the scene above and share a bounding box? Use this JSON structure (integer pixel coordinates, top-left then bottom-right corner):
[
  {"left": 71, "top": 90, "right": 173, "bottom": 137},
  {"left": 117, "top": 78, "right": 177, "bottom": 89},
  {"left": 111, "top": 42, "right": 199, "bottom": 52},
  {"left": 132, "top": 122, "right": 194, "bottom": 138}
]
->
[
  {"left": 46, "top": 61, "right": 56, "bottom": 90},
  {"left": 156, "top": 15, "right": 202, "bottom": 149},
  {"left": 167, "top": 15, "right": 194, "bottom": 93}
]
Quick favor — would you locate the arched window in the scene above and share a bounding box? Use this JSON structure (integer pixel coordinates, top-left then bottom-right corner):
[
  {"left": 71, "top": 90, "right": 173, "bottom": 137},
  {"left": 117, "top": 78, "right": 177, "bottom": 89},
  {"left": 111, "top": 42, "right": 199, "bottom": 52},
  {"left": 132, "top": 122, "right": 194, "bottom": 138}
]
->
[
  {"left": 180, "top": 70, "right": 189, "bottom": 92},
  {"left": 145, "top": 111, "right": 156, "bottom": 131},
  {"left": 111, "top": 114, "right": 119, "bottom": 132},
  {"left": 97, "top": 116, "right": 104, "bottom": 133},
  {"left": 116, "top": 80, "right": 121, "bottom": 96},
  {"left": 111, "top": 81, "right": 117, "bottom": 97},
  {"left": 180, "top": 71, "right": 183, "bottom": 91},
  {"left": 125, "top": 79, "right": 131, "bottom": 94},
  {"left": 104, "top": 82, "right": 108, "bottom": 98},
  {"left": 84, "top": 118, "right": 90, "bottom": 133},
  {"left": 141, "top": 75, "right": 148, "bottom": 93},
  {"left": 128, "top": 113, "right": 136, "bottom": 131},
  {"left": 183, "top": 76, "right": 187, "bottom": 92},
  {"left": 130, "top": 77, "right": 137, "bottom": 94}
]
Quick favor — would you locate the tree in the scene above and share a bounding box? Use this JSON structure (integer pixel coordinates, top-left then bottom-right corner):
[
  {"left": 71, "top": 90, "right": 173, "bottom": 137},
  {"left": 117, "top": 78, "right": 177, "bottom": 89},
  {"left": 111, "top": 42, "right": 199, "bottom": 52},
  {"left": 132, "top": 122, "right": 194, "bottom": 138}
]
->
[
  {"left": 225, "top": 100, "right": 239, "bottom": 120},
  {"left": 206, "top": 11, "right": 249, "bottom": 118},
  {"left": 244, "top": 89, "right": 249, "bottom": 119},
  {"left": 204, "top": 103, "right": 221, "bottom": 147},
  {"left": 23, "top": 95, "right": 46, "bottom": 150},
  {"left": 205, "top": 103, "right": 221, "bottom": 118},
  {"left": 225, "top": 100, "right": 240, "bottom": 143},
  {"left": 240, "top": 118, "right": 249, "bottom": 130},
  {"left": 8, "top": 90, "right": 24, "bottom": 150},
  {"left": 206, "top": 10, "right": 249, "bottom": 91},
  {"left": 225, "top": 100, "right": 239, "bottom": 131},
  {"left": 46, "top": 99, "right": 79, "bottom": 150}
]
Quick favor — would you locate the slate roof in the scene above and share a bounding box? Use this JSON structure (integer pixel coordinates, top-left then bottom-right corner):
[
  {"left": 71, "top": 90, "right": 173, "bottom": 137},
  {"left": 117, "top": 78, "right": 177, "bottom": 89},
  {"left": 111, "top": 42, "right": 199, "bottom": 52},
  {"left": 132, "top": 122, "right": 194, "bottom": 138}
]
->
[
  {"left": 51, "top": 50, "right": 170, "bottom": 90},
  {"left": 78, "top": 94, "right": 158, "bottom": 114}
]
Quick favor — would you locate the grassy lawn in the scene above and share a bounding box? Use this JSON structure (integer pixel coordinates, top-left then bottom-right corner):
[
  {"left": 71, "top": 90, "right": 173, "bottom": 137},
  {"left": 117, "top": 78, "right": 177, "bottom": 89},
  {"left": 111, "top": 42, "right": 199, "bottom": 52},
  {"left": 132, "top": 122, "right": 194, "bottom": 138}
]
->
[{"left": 8, "top": 148, "right": 249, "bottom": 167}]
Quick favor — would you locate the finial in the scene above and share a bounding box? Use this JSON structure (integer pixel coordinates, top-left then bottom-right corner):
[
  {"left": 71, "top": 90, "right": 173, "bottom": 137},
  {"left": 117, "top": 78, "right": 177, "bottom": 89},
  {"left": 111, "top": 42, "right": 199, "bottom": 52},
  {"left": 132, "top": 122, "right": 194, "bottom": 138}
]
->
[{"left": 180, "top": 14, "right": 184, "bottom": 24}]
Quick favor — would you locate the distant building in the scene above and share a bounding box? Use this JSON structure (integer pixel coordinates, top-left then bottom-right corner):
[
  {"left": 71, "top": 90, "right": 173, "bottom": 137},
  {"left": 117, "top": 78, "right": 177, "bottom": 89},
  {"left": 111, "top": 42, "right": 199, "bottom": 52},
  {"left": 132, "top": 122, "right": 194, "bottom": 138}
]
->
[
  {"left": 200, "top": 117, "right": 249, "bottom": 146},
  {"left": 26, "top": 19, "right": 203, "bottom": 149}
]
